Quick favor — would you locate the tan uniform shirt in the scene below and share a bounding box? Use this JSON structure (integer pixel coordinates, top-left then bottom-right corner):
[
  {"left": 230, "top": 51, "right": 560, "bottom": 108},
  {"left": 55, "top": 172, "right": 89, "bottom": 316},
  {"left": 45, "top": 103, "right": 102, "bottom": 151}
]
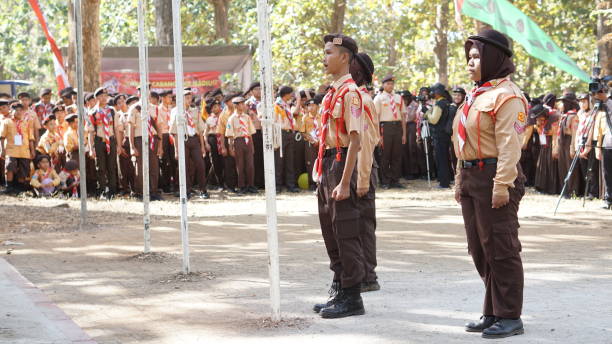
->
[
  {"left": 169, "top": 107, "right": 205, "bottom": 137},
  {"left": 156, "top": 104, "right": 171, "bottom": 135},
  {"left": 64, "top": 127, "right": 79, "bottom": 153},
  {"left": 30, "top": 168, "right": 60, "bottom": 188},
  {"left": 217, "top": 108, "right": 232, "bottom": 136},
  {"left": 322, "top": 74, "right": 363, "bottom": 149},
  {"left": 127, "top": 103, "right": 158, "bottom": 138},
  {"left": 1, "top": 118, "right": 33, "bottom": 158},
  {"left": 452, "top": 78, "right": 527, "bottom": 197},
  {"left": 37, "top": 130, "right": 62, "bottom": 155},
  {"left": 275, "top": 99, "right": 296, "bottom": 130},
  {"left": 373, "top": 91, "right": 406, "bottom": 122},
  {"left": 303, "top": 112, "right": 320, "bottom": 143},
  {"left": 246, "top": 96, "right": 262, "bottom": 130},
  {"left": 225, "top": 112, "right": 256, "bottom": 139},
  {"left": 357, "top": 87, "right": 381, "bottom": 190},
  {"left": 87, "top": 105, "right": 116, "bottom": 138},
  {"left": 595, "top": 107, "right": 612, "bottom": 149}
]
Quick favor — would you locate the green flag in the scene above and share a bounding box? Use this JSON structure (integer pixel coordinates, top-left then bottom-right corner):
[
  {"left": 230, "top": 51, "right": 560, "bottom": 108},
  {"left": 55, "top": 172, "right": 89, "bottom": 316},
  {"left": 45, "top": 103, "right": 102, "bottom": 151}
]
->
[{"left": 457, "top": 0, "right": 590, "bottom": 82}]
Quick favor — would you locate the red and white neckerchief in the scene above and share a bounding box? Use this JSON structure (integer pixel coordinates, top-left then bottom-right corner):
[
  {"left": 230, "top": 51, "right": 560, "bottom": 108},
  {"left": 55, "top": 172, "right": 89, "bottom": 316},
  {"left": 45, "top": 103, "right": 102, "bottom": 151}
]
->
[
  {"left": 457, "top": 80, "right": 495, "bottom": 153},
  {"left": 313, "top": 77, "right": 359, "bottom": 181},
  {"left": 238, "top": 114, "right": 250, "bottom": 144},
  {"left": 185, "top": 109, "right": 195, "bottom": 131},
  {"left": 276, "top": 98, "right": 294, "bottom": 130},
  {"left": 13, "top": 118, "right": 24, "bottom": 140},
  {"left": 386, "top": 92, "right": 398, "bottom": 120},
  {"left": 94, "top": 106, "right": 112, "bottom": 153}
]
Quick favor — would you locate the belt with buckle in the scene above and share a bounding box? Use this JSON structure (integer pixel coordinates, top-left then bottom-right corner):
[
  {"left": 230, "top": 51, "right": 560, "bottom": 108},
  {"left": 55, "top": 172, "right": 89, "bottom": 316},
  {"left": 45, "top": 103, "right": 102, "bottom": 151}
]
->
[
  {"left": 324, "top": 147, "right": 348, "bottom": 157},
  {"left": 461, "top": 158, "right": 498, "bottom": 169}
]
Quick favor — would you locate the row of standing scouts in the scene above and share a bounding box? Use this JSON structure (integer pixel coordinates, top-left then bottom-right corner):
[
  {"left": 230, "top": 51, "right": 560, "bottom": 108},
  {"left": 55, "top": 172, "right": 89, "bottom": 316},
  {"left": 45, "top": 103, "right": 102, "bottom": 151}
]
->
[{"left": 0, "top": 79, "right": 610, "bottom": 206}]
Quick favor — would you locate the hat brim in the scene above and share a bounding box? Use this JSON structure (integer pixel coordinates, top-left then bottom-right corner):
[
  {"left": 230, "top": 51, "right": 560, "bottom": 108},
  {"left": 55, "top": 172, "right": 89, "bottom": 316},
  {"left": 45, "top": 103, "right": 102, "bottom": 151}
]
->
[{"left": 468, "top": 35, "right": 513, "bottom": 57}]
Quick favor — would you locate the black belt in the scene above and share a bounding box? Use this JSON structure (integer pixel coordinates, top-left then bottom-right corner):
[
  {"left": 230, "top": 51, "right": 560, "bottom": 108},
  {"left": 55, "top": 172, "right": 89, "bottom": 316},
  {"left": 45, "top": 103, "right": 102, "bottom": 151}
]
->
[
  {"left": 461, "top": 158, "right": 498, "bottom": 169},
  {"left": 324, "top": 147, "right": 348, "bottom": 157},
  {"left": 282, "top": 129, "right": 295, "bottom": 133},
  {"left": 380, "top": 121, "right": 401, "bottom": 125}
]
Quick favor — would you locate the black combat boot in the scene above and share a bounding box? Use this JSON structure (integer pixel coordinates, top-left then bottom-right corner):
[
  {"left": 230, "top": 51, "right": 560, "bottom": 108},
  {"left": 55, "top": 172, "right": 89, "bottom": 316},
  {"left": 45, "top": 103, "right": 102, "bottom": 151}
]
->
[
  {"left": 465, "top": 315, "right": 497, "bottom": 332},
  {"left": 313, "top": 281, "right": 341, "bottom": 313},
  {"left": 482, "top": 318, "right": 524, "bottom": 339},
  {"left": 319, "top": 285, "right": 365, "bottom": 319}
]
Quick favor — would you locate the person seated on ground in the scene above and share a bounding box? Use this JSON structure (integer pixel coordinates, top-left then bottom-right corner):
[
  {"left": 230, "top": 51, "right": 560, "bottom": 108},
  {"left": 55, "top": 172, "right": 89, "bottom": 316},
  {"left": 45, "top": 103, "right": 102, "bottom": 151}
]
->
[
  {"left": 30, "top": 154, "right": 60, "bottom": 197},
  {"left": 59, "top": 160, "right": 80, "bottom": 198}
]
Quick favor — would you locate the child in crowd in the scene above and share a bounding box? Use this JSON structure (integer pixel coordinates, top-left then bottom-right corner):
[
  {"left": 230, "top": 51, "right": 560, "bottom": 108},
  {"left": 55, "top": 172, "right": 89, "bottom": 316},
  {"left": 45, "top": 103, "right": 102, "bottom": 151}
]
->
[
  {"left": 30, "top": 154, "right": 60, "bottom": 197},
  {"left": 59, "top": 160, "right": 80, "bottom": 198}
]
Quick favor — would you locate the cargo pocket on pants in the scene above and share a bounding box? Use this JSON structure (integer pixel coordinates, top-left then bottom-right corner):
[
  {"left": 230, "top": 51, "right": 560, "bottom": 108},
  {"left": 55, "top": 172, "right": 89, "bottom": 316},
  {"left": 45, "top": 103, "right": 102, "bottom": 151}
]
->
[
  {"left": 492, "top": 221, "right": 522, "bottom": 260},
  {"left": 334, "top": 200, "right": 360, "bottom": 239}
]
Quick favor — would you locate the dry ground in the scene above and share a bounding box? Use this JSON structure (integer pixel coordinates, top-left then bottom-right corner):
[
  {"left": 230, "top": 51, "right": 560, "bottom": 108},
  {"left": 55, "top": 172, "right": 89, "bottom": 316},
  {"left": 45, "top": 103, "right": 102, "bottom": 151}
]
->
[{"left": 1, "top": 180, "right": 611, "bottom": 344}]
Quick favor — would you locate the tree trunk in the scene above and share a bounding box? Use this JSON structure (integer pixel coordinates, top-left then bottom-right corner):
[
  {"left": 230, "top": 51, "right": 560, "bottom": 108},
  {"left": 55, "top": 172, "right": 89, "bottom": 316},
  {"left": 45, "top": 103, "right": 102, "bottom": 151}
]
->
[
  {"left": 597, "top": 0, "right": 612, "bottom": 76},
  {"left": 387, "top": 36, "right": 397, "bottom": 67},
  {"left": 154, "top": 0, "right": 173, "bottom": 45},
  {"left": 330, "top": 0, "right": 347, "bottom": 34},
  {"left": 68, "top": 0, "right": 101, "bottom": 92},
  {"left": 434, "top": 2, "right": 449, "bottom": 86},
  {"left": 210, "top": 0, "right": 230, "bottom": 43}
]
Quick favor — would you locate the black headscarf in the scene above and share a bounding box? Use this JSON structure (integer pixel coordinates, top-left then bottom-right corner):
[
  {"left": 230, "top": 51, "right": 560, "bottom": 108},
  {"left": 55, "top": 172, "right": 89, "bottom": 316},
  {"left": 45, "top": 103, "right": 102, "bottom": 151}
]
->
[{"left": 465, "top": 39, "right": 515, "bottom": 85}]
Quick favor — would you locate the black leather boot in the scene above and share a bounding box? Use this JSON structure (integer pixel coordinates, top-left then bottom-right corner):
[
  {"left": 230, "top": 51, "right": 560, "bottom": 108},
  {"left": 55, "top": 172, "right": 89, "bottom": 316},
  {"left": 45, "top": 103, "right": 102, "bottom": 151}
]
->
[
  {"left": 360, "top": 280, "right": 380, "bottom": 293},
  {"left": 482, "top": 318, "right": 524, "bottom": 339},
  {"left": 320, "top": 285, "right": 365, "bottom": 319},
  {"left": 465, "top": 315, "right": 497, "bottom": 332},
  {"left": 313, "top": 281, "right": 341, "bottom": 313}
]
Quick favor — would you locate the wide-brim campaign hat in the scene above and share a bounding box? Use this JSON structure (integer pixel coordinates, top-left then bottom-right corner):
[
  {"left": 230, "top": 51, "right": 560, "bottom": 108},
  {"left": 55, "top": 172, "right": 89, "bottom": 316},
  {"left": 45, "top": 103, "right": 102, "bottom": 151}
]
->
[
  {"left": 468, "top": 29, "right": 513, "bottom": 57},
  {"left": 355, "top": 53, "right": 374, "bottom": 85},
  {"left": 529, "top": 104, "right": 548, "bottom": 119},
  {"left": 559, "top": 92, "right": 578, "bottom": 105}
]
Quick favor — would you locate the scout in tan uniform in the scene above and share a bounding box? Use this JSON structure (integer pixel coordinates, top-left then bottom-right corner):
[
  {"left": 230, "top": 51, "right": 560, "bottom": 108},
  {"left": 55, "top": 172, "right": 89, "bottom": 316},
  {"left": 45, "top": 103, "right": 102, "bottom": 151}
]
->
[
  {"left": 593, "top": 88, "right": 612, "bottom": 208},
  {"left": 217, "top": 94, "right": 238, "bottom": 193},
  {"left": 245, "top": 82, "right": 265, "bottom": 188},
  {"left": 225, "top": 96, "right": 257, "bottom": 195},
  {"left": 18, "top": 92, "right": 42, "bottom": 145},
  {"left": 203, "top": 99, "right": 224, "bottom": 188},
  {"left": 453, "top": 29, "right": 527, "bottom": 338},
  {"left": 303, "top": 96, "right": 322, "bottom": 185},
  {"left": 157, "top": 90, "right": 176, "bottom": 193},
  {"left": 36, "top": 114, "right": 64, "bottom": 170},
  {"left": 312, "top": 34, "right": 365, "bottom": 319},
  {"left": 273, "top": 86, "right": 300, "bottom": 193},
  {"left": 170, "top": 90, "right": 209, "bottom": 199},
  {"left": 63, "top": 113, "right": 80, "bottom": 164},
  {"left": 0, "top": 102, "right": 35, "bottom": 194},
  {"left": 128, "top": 92, "right": 162, "bottom": 201},
  {"left": 114, "top": 94, "right": 135, "bottom": 196},
  {"left": 373, "top": 75, "right": 407, "bottom": 189},
  {"left": 349, "top": 52, "right": 380, "bottom": 293}
]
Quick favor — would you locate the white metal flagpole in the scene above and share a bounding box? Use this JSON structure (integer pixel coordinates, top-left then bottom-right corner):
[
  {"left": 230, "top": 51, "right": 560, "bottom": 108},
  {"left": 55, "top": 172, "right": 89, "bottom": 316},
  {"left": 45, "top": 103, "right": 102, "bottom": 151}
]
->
[
  {"left": 137, "top": 0, "right": 151, "bottom": 253},
  {"left": 256, "top": 0, "right": 281, "bottom": 322},
  {"left": 171, "top": 0, "right": 190, "bottom": 273},
  {"left": 74, "top": 0, "right": 87, "bottom": 227}
]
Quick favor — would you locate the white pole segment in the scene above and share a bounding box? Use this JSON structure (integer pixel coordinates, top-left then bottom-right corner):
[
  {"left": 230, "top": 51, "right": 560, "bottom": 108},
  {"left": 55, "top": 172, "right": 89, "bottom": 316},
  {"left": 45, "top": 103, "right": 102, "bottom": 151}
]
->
[
  {"left": 256, "top": 0, "right": 281, "bottom": 322},
  {"left": 137, "top": 0, "right": 151, "bottom": 253},
  {"left": 74, "top": 0, "right": 87, "bottom": 227},
  {"left": 171, "top": 0, "right": 190, "bottom": 273}
]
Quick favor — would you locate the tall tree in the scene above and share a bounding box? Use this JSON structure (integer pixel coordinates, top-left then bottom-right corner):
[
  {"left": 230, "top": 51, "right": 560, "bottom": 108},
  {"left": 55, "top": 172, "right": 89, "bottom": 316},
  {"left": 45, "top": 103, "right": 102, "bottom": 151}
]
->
[
  {"left": 209, "top": 0, "right": 230, "bottom": 43},
  {"left": 434, "top": 2, "right": 449, "bottom": 85},
  {"left": 68, "top": 0, "right": 101, "bottom": 91},
  {"left": 154, "top": 0, "right": 173, "bottom": 45},
  {"left": 330, "top": 0, "right": 347, "bottom": 34},
  {"left": 596, "top": 0, "right": 612, "bottom": 76}
]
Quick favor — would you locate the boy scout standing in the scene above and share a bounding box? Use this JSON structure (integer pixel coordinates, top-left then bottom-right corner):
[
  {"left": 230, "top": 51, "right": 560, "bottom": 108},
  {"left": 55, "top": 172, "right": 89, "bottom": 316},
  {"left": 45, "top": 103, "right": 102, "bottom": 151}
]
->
[
  {"left": 374, "top": 75, "right": 407, "bottom": 189},
  {"left": 217, "top": 94, "right": 238, "bottom": 193},
  {"left": 312, "top": 34, "right": 365, "bottom": 319},
  {"left": 351, "top": 52, "right": 380, "bottom": 292},
  {"left": 170, "top": 90, "right": 209, "bottom": 199},
  {"left": 245, "top": 82, "right": 265, "bottom": 188},
  {"left": 225, "top": 96, "right": 257, "bottom": 195},
  {"left": 87, "top": 87, "right": 123, "bottom": 199},
  {"left": 454, "top": 29, "right": 527, "bottom": 338},
  {"left": 128, "top": 93, "right": 162, "bottom": 201},
  {"left": 0, "top": 102, "right": 36, "bottom": 194},
  {"left": 274, "top": 86, "right": 300, "bottom": 192},
  {"left": 157, "top": 90, "right": 176, "bottom": 193}
]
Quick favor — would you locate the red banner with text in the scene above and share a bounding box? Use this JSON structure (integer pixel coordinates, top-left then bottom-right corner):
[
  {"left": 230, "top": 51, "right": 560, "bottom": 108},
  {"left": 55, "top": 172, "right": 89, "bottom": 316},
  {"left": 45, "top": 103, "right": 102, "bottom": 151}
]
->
[{"left": 101, "top": 71, "right": 222, "bottom": 96}]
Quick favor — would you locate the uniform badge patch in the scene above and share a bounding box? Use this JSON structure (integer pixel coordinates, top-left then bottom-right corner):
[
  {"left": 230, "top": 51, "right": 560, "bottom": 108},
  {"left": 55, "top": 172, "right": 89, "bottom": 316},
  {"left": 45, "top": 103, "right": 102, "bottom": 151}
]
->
[
  {"left": 351, "top": 104, "right": 362, "bottom": 118},
  {"left": 514, "top": 111, "right": 526, "bottom": 134}
]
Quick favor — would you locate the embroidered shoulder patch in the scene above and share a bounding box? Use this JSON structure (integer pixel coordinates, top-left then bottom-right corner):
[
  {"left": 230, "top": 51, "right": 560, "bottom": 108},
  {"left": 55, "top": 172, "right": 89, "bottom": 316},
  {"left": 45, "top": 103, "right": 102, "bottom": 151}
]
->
[
  {"left": 514, "top": 111, "right": 526, "bottom": 134},
  {"left": 351, "top": 104, "right": 362, "bottom": 118}
]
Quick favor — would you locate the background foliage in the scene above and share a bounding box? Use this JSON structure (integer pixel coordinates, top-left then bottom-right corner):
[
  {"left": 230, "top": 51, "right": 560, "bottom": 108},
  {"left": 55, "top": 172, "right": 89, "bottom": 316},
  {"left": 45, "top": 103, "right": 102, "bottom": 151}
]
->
[{"left": 0, "top": 0, "right": 601, "bottom": 97}]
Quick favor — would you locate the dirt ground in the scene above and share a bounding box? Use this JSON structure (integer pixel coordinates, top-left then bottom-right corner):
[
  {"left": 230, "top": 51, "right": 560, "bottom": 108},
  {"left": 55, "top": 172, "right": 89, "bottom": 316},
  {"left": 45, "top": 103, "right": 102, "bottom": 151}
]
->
[{"left": 1, "top": 180, "right": 611, "bottom": 344}]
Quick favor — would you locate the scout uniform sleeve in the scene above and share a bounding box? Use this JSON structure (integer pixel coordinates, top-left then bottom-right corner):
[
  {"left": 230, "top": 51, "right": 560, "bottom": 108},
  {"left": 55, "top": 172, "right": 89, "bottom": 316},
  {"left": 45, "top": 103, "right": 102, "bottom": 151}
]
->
[
  {"left": 357, "top": 133, "right": 373, "bottom": 190},
  {"left": 343, "top": 90, "right": 363, "bottom": 134},
  {"left": 30, "top": 171, "right": 42, "bottom": 188},
  {"left": 248, "top": 116, "right": 256, "bottom": 135},
  {"left": 373, "top": 95, "right": 382, "bottom": 117},
  {"left": 169, "top": 110, "right": 178, "bottom": 135},
  {"left": 427, "top": 104, "right": 443, "bottom": 125},
  {"left": 196, "top": 114, "right": 206, "bottom": 135},
  {"left": 492, "top": 98, "right": 526, "bottom": 197}
]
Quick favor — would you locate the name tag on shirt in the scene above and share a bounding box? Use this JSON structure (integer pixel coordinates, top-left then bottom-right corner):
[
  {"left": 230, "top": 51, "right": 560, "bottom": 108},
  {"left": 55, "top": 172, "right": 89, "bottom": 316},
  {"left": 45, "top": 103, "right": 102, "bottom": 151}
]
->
[{"left": 14, "top": 134, "right": 23, "bottom": 146}]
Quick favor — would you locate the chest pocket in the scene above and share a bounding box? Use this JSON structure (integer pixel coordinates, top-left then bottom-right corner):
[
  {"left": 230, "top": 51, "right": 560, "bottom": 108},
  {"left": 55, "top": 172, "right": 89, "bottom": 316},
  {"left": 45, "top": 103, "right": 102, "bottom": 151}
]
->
[{"left": 332, "top": 98, "right": 343, "bottom": 119}]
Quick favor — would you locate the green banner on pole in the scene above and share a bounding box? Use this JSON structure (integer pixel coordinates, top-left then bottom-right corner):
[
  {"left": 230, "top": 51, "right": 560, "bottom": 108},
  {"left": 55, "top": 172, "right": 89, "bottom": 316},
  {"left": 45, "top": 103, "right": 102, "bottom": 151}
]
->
[{"left": 458, "top": 0, "right": 590, "bottom": 82}]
